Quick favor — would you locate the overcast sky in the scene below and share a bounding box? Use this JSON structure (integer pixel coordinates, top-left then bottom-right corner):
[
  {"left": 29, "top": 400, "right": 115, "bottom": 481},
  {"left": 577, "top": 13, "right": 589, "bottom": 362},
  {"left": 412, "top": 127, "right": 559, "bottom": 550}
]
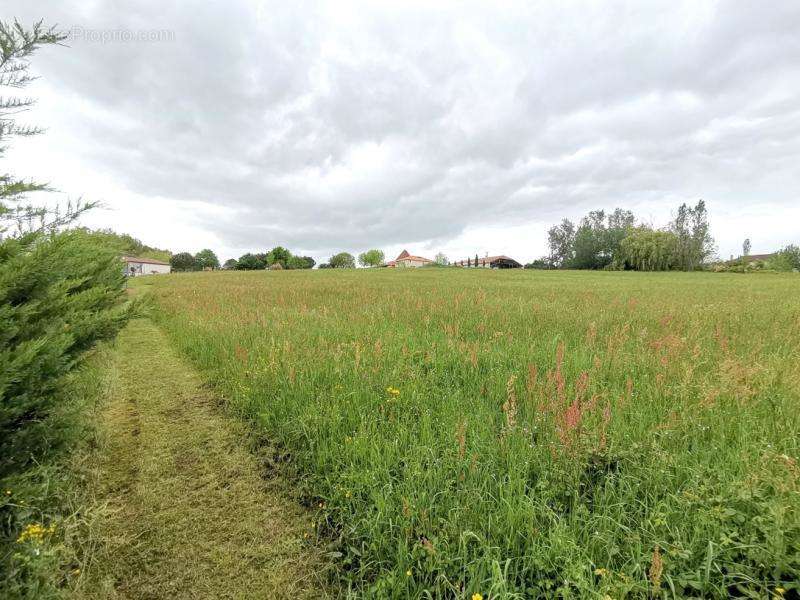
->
[{"left": 5, "top": 1, "right": 800, "bottom": 263}]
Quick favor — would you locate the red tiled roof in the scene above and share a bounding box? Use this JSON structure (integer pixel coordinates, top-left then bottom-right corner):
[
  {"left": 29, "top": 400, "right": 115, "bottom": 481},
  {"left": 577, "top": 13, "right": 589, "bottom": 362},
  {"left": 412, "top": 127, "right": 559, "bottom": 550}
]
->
[
  {"left": 398, "top": 255, "right": 433, "bottom": 263},
  {"left": 385, "top": 250, "right": 433, "bottom": 265}
]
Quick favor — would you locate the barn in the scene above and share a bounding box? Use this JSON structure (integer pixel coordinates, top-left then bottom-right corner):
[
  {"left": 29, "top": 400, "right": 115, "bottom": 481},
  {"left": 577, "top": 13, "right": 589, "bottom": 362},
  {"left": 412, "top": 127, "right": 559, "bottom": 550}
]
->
[
  {"left": 122, "top": 256, "right": 171, "bottom": 276},
  {"left": 453, "top": 255, "right": 522, "bottom": 269}
]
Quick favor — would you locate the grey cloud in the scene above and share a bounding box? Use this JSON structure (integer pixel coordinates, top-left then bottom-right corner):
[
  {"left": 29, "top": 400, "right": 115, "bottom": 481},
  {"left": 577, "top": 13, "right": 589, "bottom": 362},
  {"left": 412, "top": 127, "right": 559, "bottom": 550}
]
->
[{"left": 6, "top": 0, "right": 800, "bottom": 257}]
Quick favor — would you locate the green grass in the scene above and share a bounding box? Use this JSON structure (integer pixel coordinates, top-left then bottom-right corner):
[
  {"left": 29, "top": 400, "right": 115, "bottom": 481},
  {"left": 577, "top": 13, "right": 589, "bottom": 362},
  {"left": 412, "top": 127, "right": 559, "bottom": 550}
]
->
[
  {"left": 145, "top": 269, "right": 800, "bottom": 598},
  {"left": 74, "top": 319, "right": 329, "bottom": 598},
  {"left": 0, "top": 344, "right": 110, "bottom": 599}
]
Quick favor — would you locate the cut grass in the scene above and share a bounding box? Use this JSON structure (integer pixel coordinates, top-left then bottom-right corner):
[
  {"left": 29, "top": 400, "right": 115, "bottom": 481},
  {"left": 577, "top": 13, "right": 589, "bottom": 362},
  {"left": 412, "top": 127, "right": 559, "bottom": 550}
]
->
[{"left": 75, "top": 319, "right": 328, "bottom": 599}]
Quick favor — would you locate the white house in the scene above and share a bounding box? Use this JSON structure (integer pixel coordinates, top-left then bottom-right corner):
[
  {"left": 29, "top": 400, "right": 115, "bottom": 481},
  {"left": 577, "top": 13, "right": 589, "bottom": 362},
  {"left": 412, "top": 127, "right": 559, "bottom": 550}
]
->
[{"left": 122, "top": 255, "right": 171, "bottom": 276}]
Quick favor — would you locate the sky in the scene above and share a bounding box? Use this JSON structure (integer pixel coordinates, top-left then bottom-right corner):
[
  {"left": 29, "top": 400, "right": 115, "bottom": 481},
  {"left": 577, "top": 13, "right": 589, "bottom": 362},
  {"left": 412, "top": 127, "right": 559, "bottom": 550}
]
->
[{"left": 4, "top": 0, "right": 800, "bottom": 264}]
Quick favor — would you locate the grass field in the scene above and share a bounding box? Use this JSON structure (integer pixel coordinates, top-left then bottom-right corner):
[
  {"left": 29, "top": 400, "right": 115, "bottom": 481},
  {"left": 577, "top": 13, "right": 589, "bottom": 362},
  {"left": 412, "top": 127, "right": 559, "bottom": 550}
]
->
[{"left": 143, "top": 269, "right": 800, "bottom": 598}]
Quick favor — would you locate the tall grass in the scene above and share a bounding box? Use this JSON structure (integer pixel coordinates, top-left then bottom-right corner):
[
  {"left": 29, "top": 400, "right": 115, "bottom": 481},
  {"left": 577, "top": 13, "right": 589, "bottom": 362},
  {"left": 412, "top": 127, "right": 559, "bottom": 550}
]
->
[{"left": 148, "top": 269, "right": 800, "bottom": 598}]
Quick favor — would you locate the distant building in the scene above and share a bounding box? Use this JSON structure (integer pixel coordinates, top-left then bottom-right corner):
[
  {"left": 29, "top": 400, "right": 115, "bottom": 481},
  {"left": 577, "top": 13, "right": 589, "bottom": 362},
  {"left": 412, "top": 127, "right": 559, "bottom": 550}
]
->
[
  {"left": 122, "top": 255, "right": 171, "bottom": 276},
  {"left": 736, "top": 253, "right": 775, "bottom": 263},
  {"left": 453, "top": 255, "right": 522, "bottom": 269},
  {"left": 385, "top": 249, "right": 434, "bottom": 268}
]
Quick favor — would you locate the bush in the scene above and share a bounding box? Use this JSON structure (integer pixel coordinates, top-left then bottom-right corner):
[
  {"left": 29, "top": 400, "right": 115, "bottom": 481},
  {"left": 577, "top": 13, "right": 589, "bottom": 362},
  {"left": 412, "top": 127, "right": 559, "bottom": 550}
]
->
[
  {"left": 0, "top": 230, "right": 134, "bottom": 470},
  {"left": 0, "top": 347, "right": 109, "bottom": 599},
  {"left": 524, "top": 259, "right": 553, "bottom": 269},
  {"left": 767, "top": 245, "right": 800, "bottom": 272}
]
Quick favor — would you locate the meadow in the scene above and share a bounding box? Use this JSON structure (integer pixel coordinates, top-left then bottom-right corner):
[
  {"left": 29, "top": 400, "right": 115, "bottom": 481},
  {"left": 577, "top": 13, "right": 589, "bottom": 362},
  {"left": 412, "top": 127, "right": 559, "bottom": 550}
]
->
[{"left": 144, "top": 269, "right": 800, "bottom": 598}]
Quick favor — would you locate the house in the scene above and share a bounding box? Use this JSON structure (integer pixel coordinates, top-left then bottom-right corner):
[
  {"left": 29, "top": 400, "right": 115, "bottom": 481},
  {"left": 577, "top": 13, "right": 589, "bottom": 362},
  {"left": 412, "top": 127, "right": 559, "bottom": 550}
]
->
[
  {"left": 385, "top": 249, "right": 434, "bottom": 268},
  {"left": 122, "top": 255, "right": 171, "bottom": 276},
  {"left": 453, "top": 255, "right": 522, "bottom": 269}
]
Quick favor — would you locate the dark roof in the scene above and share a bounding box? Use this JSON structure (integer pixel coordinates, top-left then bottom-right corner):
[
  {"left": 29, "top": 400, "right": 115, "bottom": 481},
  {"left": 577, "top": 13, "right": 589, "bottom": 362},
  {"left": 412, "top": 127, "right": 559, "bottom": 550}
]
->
[{"left": 454, "top": 255, "right": 522, "bottom": 267}]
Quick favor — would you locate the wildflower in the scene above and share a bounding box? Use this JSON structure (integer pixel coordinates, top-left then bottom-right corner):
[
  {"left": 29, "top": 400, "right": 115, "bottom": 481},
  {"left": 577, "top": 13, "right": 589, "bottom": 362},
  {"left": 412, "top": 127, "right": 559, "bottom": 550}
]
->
[
  {"left": 649, "top": 545, "right": 663, "bottom": 591},
  {"left": 594, "top": 568, "right": 609, "bottom": 577},
  {"left": 472, "top": 594, "right": 483, "bottom": 600},
  {"left": 4, "top": 490, "right": 10, "bottom": 495},
  {"left": 386, "top": 386, "right": 400, "bottom": 397},
  {"left": 16, "top": 523, "right": 54, "bottom": 544},
  {"left": 406, "top": 569, "right": 412, "bottom": 577},
  {"left": 775, "top": 588, "right": 786, "bottom": 597},
  {"left": 502, "top": 375, "right": 517, "bottom": 428}
]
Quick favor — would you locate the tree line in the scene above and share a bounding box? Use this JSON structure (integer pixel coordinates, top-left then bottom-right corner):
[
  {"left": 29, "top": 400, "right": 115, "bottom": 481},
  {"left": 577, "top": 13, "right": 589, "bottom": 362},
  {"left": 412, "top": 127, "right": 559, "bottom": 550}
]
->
[{"left": 536, "top": 200, "right": 715, "bottom": 271}]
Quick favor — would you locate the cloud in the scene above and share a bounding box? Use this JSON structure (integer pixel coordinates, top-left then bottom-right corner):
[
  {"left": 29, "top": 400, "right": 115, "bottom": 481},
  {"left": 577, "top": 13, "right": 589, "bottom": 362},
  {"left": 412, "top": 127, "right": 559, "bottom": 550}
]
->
[{"left": 4, "top": 0, "right": 800, "bottom": 261}]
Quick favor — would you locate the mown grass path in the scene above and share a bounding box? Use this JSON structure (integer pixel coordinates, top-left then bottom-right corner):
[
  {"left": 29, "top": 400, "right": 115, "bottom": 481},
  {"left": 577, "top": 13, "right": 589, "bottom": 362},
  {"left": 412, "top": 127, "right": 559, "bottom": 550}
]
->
[{"left": 78, "top": 319, "right": 327, "bottom": 599}]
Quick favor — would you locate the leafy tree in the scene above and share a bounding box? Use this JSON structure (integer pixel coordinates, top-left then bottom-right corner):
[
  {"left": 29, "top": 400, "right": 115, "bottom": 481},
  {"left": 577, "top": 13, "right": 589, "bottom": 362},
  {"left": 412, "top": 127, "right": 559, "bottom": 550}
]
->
[
  {"left": 570, "top": 211, "right": 607, "bottom": 269},
  {"left": 524, "top": 258, "right": 552, "bottom": 269},
  {"left": 317, "top": 263, "right": 331, "bottom": 269},
  {"left": 617, "top": 228, "right": 679, "bottom": 271},
  {"left": 329, "top": 252, "right": 355, "bottom": 268},
  {"left": 358, "top": 249, "right": 385, "bottom": 267},
  {"left": 222, "top": 258, "right": 238, "bottom": 269},
  {"left": 170, "top": 252, "right": 198, "bottom": 272},
  {"left": 235, "top": 253, "right": 266, "bottom": 270},
  {"left": 435, "top": 252, "right": 448, "bottom": 265},
  {"left": 767, "top": 245, "right": 800, "bottom": 272},
  {"left": 475, "top": 254, "right": 480, "bottom": 267},
  {"left": 570, "top": 209, "right": 634, "bottom": 270},
  {"left": 286, "top": 255, "right": 315, "bottom": 269},
  {"left": 547, "top": 219, "right": 576, "bottom": 267},
  {"left": 265, "top": 246, "right": 291, "bottom": 268},
  {"left": 299, "top": 256, "right": 316, "bottom": 269},
  {"left": 194, "top": 248, "right": 219, "bottom": 270},
  {"left": 742, "top": 238, "right": 751, "bottom": 258},
  {"left": 670, "top": 200, "right": 714, "bottom": 270}
]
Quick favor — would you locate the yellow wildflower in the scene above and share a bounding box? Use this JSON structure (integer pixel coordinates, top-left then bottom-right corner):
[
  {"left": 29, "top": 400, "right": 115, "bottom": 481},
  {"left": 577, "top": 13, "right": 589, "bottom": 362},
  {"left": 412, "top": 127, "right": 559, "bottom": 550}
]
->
[
  {"left": 472, "top": 594, "right": 483, "bottom": 600},
  {"left": 16, "top": 523, "right": 54, "bottom": 544},
  {"left": 386, "top": 387, "right": 400, "bottom": 397},
  {"left": 594, "top": 567, "right": 609, "bottom": 577},
  {"left": 775, "top": 588, "right": 786, "bottom": 597},
  {"left": 406, "top": 569, "right": 412, "bottom": 577}
]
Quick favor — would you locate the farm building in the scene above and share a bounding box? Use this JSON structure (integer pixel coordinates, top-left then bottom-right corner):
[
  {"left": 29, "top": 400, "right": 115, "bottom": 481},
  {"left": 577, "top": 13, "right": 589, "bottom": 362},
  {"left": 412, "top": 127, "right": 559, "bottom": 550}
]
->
[
  {"left": 453, "top": 255, "right": 522, "bottom": 269},
  {"left": 122, "top": 255, "right": 171, "bottom": 276},
  {"left": 385, "top": 250, "right": 434, "bottom": 268}
]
